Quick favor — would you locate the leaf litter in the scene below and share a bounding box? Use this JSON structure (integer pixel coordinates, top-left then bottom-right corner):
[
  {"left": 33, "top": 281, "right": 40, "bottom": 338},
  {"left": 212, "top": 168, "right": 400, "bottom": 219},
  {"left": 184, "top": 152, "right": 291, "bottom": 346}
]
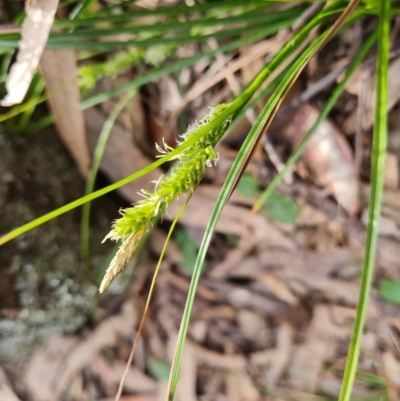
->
[{"left": 1, "top": 2, "right": 400, "bottom": 401}]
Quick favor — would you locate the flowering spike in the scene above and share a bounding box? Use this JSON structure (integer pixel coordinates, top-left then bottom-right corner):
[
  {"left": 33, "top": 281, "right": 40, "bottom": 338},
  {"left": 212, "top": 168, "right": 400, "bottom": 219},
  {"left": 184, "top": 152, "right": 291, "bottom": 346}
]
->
[{"left": 99, "top": 104, "right": 233, "bottom": 293}]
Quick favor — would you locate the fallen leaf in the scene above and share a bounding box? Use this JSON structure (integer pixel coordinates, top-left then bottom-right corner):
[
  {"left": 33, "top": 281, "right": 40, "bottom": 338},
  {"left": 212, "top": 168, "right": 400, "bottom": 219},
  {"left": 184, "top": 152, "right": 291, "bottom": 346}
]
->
[
  {"left": 1, "top": 0, "right": 59, "bottom": 106},
  {"left": 191, "top": 342, "right": 246, "bottom": 370},
  {"left": 237, "top": 309, "right": 269, "bottom": 341},
  {"left": 257, "top": 274, "right": 298, "bottom": 305},
  {"left": 0, "top": 368, "right": 22, "bottom": 401},
  {"left": 382, "top": 351, "right": 400, "bottom": 389},
  {"left": 24, "top": 336, "right": 80, "bottom": 401},
  {"left": 280, "top": 103, "right": 358, "bottom": 215},
  {"left": 168, "top": 185, "right": 297, "bottom": 251},
  {"left": 384, "top": 153, "right": 399, "bottom": 190},
  {"left": 55, "top": 302, "right": 137, "bottom": 397},
  {"left": 250, "top": 322, "right": 293, "bottom": 386},
  {"left": 226, "top": 369, "right": 259, "bottom": 401},
  {"left": 101, "top": 396, "right": 155, "bottom": 401},
  {"left": 40, "top": 49, "right": 91, "bottom": 177},
  {"left": 344, "top": 57, "right": 400, "bottom": 134},
  {"left": 289, "top": 304, "right": 350, "bottom": 392},
  {"left": 91, "top": 355, "right": 157, "bottom": 395}
]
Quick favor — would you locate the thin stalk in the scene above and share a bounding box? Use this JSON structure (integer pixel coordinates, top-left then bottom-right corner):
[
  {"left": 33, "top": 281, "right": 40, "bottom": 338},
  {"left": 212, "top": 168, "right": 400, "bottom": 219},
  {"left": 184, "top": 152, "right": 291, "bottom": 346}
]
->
[
  {"left": 80, "top": 90, "right": 137, "bottom": 265},
  {"left": 338, "top": 0, "right": 390, "bottom": 400},
  {"left": 114, "top": 196, "right": 191, "bottom": 401}
]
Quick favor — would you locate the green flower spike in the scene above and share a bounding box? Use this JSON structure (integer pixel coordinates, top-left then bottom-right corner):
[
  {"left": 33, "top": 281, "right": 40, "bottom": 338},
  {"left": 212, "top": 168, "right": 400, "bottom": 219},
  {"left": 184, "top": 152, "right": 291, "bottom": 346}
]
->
[{"left": 99, "top": 104, "right": 232, "bottom": 293}]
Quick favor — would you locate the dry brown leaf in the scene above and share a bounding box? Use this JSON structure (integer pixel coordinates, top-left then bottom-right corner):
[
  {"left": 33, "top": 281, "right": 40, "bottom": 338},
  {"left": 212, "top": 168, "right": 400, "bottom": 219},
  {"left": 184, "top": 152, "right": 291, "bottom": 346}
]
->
[
  {"left": 91, "top": 355, "right": 157, "bottom": 395},
  {"left": 226, "top": 370, "right": 259, "bottom": 401},
  {"left": 40, "top": 49, "right": 91, "bottom": 177},
  {"left": 237, "top": 309, "right": 268, "bottom": 341},
  {"left": 101, "top": 396, "right": 155, "bottom": 401},
  {"left": 226, "top": 287, "right": 288, "bottom": 315},
  {"left": 289, "top": 305, "right": 350, "bottom": 392},
  {"left": 382, "top": 352, "right": 400, "bottom": 392},
  {"left": 281, "top": 103, "right": 358, "bottom": 215},
  {"left": 344, "top": 57, "right": 400, "bottom": 133},
  {"left": 295, "top": 203, "right": 329, "bottom": 226},
  {"left": 191, "top": 342, "right": 246, "bottom": 370},
  {"left": 251, "top": 322, "right": 293, "bottom": 386},
  {"left": 55, "top": 302, "right": 137, "bottom": 397},
  {"left": 0, "top": 368, "right": 22, "bottom": 401},
  {"left": 361, "top": 185, "right": 400, "bottom": 242},
  {"left": 257, "top": 274, "right": 298, "bottom": 305},
  {"left": 384, "top": 153, "right": 399, "bottom": 190},
  {"left": 168, "top": 185, "right": 297, "bottom": 251},
  {"left": 1, "top": 0, "right": 59, "bottom": 106},
  {"left": 85, "top": 107, "right": 162, "bottom": 202},
  {"left": 24, "top": 336, "right": 80, "bottom": 401},
  {"left": 226, "top": 248, "right": 361, "bottom": 281}
]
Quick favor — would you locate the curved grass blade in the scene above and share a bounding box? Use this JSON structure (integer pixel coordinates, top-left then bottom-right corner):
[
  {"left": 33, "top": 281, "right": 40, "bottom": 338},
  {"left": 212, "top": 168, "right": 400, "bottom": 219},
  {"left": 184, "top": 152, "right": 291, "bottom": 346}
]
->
[
  {"left": 80, "top": 89, "right": 137, "bottom": 265},
  {"left": 338, "top": 1, "right": 390, "bottom": 400},
  {"left": 252, "top": 28, "right": 378, "bottom": 213},
  {"left": 48, "top": 9, "right": 300, "bottom": 40},
  {"left": 165, "top": 2, "right": 361, "bottom": 399}
]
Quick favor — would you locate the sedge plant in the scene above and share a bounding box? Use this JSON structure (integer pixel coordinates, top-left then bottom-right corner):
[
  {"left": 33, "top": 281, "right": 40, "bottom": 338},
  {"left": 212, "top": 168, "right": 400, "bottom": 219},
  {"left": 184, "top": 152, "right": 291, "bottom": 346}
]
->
[{"left": 0, "top": 1, "right": 396, "bottom": 401}]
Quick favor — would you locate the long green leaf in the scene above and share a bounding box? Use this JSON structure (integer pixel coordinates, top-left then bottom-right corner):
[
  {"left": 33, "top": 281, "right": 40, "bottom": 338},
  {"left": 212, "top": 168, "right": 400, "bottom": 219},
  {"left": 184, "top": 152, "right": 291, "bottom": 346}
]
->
[
  {"left": 338, "top": 1, "right": 390, "bottom": 400},
  {"left": 53, "top": 0, "right": 278, "bottom": 27},
  {"left": 48, "top": 9, "right": 300, "bottom": 40},
  {"left": 165, "top": 1, "right": 361, "bottom": 399}
]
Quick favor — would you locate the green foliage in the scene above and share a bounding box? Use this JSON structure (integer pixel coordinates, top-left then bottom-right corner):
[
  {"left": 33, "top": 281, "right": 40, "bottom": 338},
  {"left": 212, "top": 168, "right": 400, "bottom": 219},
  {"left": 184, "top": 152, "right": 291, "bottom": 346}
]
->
[
  {"left": 237, "top": 174, "right": 298, "bottom": 223},
  {"left": 379, "top": 278, "right": 400, "bottom": 306},
  {"left": 262, "top": 192, "right": 298, "bottom": 224},
  {"left": 79, "top": 49, "right": 143, "bottom": 93},
  {"left": 338, "top": 0, "right": 390, "bottom": 400},
  {"left": 175, "top": 228, "right": 206, "bottom": 274},
  {"left": 237, "top": 174, "right": 260, "bottom": 197},
  {"left": 147, "top": 357, "right": 171, "bottom": 381}
]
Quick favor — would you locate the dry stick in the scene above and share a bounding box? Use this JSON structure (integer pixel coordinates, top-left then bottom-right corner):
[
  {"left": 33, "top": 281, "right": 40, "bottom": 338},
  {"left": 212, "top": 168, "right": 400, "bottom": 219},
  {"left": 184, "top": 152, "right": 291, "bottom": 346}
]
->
[{"left": 114, "top": 196, "right": 191, "bottom": 401}]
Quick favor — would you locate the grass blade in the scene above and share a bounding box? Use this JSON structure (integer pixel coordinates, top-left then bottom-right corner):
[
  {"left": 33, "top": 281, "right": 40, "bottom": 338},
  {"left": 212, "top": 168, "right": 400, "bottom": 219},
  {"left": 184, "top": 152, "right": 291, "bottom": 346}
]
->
[
  {"left": 114, "top": 196, "right": 191, "bottom": 401},
  {"left": 80, "top": 89, "right": 137, "bottom": 265},
  {"left": 338, "top": 1, "right": 390, "bottom": 400},
  {"left": 165, "top": 2, "right": 361, "bottom": 399}
]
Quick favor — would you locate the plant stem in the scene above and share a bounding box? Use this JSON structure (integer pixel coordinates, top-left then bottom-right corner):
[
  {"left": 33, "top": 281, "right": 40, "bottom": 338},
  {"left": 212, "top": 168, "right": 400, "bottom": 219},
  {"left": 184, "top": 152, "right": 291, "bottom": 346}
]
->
[{"left": 338, "top": 1, "right": 390, "bottom": 400}]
